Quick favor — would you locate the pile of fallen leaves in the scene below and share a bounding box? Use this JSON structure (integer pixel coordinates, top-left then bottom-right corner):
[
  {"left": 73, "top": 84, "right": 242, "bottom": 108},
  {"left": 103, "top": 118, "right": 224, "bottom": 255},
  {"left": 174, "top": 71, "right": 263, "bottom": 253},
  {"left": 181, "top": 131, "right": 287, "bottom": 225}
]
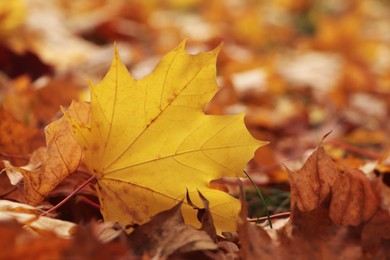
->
[{"left": 1, "top": 0, "right": 390, "bottom": 259}]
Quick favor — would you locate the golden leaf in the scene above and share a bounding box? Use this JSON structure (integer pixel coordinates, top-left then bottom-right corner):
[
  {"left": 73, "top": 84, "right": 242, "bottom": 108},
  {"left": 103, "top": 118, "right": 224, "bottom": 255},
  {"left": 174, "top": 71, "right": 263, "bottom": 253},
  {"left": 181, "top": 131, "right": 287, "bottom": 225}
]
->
[{"left": 68, "top": 41, "right": 266, "bottom": 233}]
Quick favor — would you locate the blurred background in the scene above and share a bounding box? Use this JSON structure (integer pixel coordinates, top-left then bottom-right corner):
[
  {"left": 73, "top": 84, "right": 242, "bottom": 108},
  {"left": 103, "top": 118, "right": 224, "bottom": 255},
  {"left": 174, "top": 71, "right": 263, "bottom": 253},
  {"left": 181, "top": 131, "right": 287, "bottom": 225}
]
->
[{"left": 1, "top": 0, "right": 390, "bottom": 219}]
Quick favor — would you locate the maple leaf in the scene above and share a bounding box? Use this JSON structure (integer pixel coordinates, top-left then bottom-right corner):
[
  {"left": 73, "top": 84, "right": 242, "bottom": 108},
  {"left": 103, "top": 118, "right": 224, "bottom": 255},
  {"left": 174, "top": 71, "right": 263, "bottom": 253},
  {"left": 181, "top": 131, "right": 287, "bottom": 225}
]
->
[
  {"left": 127, "top": 201, "right": 217, "bottom": 258},
  {"left": 67, "top": 41, "right": 265, "bottom": 233},
  {"left": 238, "top": 144, "right": 388, "bottom": 259},
  {"left": 288, "top": 146, "right": 380, "bottom": 226}
]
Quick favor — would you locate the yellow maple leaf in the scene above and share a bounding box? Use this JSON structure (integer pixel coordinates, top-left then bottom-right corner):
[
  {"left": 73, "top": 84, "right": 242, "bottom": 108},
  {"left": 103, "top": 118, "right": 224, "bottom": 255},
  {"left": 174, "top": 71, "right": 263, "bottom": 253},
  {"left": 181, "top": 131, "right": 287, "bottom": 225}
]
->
[{"left": 67, "top": 41, "right": 266, "bottom": 233}]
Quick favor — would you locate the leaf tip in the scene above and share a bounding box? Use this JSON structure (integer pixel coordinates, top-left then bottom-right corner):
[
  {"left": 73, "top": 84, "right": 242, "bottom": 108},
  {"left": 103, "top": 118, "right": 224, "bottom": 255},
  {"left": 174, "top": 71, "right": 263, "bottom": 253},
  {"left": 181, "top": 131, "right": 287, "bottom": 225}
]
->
[
  {"left": 112, "top": 41, "right": 122, "bottom": 63},
  {"left": 212, "top": 42, "right": 223, "bottom": 56},
  {"left": 176, "top": 39, "right": 222, "bottom": 57},
  {"left": 177, "top": 39, "right": 188, "bottom": 51},
  {"left": 320, "top": 130, "right": 333, "bottom": 145}
]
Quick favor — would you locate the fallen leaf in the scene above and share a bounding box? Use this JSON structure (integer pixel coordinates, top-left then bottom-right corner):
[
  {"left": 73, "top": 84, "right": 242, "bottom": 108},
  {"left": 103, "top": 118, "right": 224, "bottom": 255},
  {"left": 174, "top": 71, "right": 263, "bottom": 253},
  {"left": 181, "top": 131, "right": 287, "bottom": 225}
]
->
[
  {"left": 287, "top": 144, "right": 380, "bottom": 226},
  {"left": 186, "top": 190, "right": 217, "bottom": 242},
  {"left": 278, "top": 202, "right": 363, "bottom": 259},
  {"left": 6, "top": 102, "right": 88, "bottom": 205},
  {"left": 0, "top": 200, "right": 76, "bottom": 238},
  {"left": 63, "top": 222, "right": 131, "bottom": 260},
  {"left": 238, "top": 146, "right": 384, "bottom": 259},
  {"left": 0, "top": 174, "right": 24, "bottom": 202},
  {"left": 127, "top": 201, "right": 217, "bottom": 258},
  {"left": 330, "top": 168, "right": 380, "bottom": 226},
  {"left": 4, "top": 147, "right": 45, "bottom": 186},
  {"left": 287, "top": 146, "right": 339, "bottom": 212},
  {"left": 67, "top": 41, "right": 265, "bottom": 233}
]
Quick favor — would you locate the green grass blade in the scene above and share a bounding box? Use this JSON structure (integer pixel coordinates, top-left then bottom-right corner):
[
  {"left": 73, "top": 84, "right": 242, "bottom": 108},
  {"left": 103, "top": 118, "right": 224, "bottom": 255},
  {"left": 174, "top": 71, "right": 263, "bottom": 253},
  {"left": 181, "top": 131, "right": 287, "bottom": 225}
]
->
[{"left": 244, "top": 170, "right": 273, "bottom": 229}]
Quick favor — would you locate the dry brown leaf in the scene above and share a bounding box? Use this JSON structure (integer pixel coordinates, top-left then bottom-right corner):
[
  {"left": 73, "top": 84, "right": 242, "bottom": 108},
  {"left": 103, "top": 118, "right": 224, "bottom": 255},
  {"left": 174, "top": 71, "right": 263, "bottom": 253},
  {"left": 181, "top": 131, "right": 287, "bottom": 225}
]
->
[
  {"left": 63, "top": 223, "right": 131, "bottom": 259},
  {"left": 6, "top": 102, "right": 89, "bottom": 205},
  {"left": 278, "top": 202, "right": 363, "bottom": 260},
  {"left": 237, "top": 145, "right": 388, "bottom": 259},
  {"left": 0, "top": 107, "right": 42, "bottom": 202},
  {"left": 239, "top": 200, "right": 362, "bottom": 259},
  {"left": 330, "top": 168, "right": 380, "bottom": 226},
  {"left": 359, "top": 169, "right": 390, "bottom": 259},
  {"left": 287, "top": 146, "right": 340, "bottom": 212},
  {"left": 127, "top": 201, "right": 217, "bottom": 259},
  {"left": 186, "top": 190, "right": 217, "bottom": 242},
  {"left": 0, "top": 200, "right": 76, "bottom": 238}
]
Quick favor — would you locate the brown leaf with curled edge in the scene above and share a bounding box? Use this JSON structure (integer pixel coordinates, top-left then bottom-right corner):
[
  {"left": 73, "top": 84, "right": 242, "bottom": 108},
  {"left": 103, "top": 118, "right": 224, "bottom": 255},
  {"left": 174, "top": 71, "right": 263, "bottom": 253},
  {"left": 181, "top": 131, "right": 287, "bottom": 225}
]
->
[
  {"left": 330, "top": 168, "right": 380, "bottom": 226},
  {"left": 287, "top": 146, "right": 340, "bottom": 212},
  {"left": 278, "top": 201, "right": 363, "bottom": 259},
  {"left": 236, "top": 146, "right": 388, "bottom": 259},
  {"left": 186, "top": 190, "right": 217, "bottom": 242},
  {"left": 6, "top": 101, "right": 89, "bottom": 205},
  {"left": 127, "top": 201, "right": 217, "bottom": 259},
  {"left": 238, "top": 193, "right": 363, "bottom": 259}
]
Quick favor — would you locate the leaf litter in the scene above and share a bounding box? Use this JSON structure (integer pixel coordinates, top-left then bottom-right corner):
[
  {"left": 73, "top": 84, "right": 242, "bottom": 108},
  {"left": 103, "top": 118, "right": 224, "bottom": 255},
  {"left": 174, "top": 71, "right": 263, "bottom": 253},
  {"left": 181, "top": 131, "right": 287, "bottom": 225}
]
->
[{"left": 1, "top": 0, "right": 390, "bottom": 258}]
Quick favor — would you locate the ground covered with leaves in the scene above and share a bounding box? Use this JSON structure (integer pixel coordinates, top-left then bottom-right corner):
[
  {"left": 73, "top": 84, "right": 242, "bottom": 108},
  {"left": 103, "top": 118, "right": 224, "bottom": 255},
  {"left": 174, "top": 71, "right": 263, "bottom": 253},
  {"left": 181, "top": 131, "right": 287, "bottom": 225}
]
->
[{"left": 1, "top": 0, "right": 390, "bottom": 259}]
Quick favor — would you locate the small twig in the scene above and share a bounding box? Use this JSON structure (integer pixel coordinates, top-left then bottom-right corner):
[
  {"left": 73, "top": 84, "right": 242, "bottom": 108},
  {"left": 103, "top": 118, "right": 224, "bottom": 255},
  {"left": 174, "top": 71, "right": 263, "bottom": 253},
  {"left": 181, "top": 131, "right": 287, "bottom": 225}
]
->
[
  {"left": 40, "top": 175, "right": 96, "bottom": 216},
  {"left": 247, "top": 212, "right": 290, "bottom": 222},
  {"left": 327, "top": 139, "right": 381, "bottom": 160},
  {"left": 244, "top": 170, "right": 273, "bottom": 229}
]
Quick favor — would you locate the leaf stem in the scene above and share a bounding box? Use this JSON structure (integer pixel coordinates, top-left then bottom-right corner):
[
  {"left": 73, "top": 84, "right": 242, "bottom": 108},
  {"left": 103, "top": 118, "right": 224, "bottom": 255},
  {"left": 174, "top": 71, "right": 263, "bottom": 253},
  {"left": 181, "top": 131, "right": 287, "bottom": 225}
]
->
[
  {"left": 40, "top": 175, "right": 96, "bottom": 216},
  {"left": 244, "top": 170, "right": 273, "bottom": 229}
]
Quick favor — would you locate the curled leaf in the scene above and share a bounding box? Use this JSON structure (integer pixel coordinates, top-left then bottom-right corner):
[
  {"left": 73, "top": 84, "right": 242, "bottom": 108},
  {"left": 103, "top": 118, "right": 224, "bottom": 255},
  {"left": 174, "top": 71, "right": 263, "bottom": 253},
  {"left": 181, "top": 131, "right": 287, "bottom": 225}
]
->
[
  {"left": 127, "top": 201, "right": 217, "bottom": 258},
  {"left": 287, "top": 146, "right": 340, "bottom": 212},
  {"left": 186, "top": 190, "right": 217, "bottom": 241},
  {"left": 330, "top": 168, "right": 380, "bottom": 226}
]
